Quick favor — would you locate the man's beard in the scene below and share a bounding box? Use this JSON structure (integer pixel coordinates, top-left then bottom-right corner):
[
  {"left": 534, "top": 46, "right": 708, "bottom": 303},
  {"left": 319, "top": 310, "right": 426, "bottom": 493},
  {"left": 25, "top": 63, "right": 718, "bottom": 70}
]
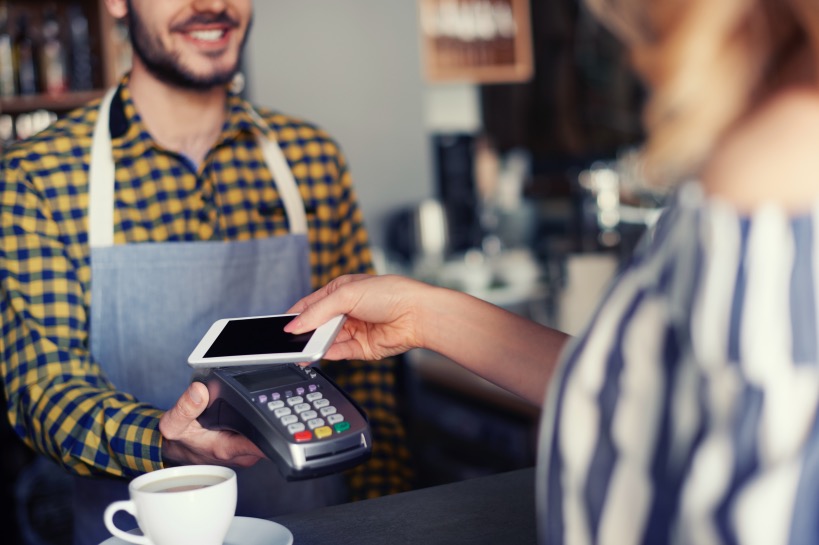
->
[{"left": 127, "top": 0, "right": 251, "bottom": 91}]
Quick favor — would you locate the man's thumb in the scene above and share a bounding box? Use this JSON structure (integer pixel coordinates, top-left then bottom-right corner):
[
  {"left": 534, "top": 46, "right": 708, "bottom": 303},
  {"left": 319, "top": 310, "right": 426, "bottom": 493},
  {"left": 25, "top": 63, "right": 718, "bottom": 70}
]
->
[{"left": 161, "top": 382, "right": 209, "bottom": 438}]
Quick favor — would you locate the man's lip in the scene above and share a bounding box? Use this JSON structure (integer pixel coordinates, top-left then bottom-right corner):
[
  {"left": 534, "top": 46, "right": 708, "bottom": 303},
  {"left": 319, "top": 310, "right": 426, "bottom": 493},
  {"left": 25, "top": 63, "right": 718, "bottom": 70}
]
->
[
  {"left": 176, "top": 23, "right": 235, "bottom": 31},
  {"left": 175, "top": 25, "right": 235, "bottom": 45},
  {"left": 171, "top": 18, "right": 240, "bottom": 33}
]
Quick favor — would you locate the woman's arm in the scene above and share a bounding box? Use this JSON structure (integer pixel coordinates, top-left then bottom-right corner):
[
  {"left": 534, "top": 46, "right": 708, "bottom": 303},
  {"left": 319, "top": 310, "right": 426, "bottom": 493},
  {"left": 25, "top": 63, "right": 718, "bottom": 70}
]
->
[{"left": 287, "top": 274, "right": 571, "bottom": 406}]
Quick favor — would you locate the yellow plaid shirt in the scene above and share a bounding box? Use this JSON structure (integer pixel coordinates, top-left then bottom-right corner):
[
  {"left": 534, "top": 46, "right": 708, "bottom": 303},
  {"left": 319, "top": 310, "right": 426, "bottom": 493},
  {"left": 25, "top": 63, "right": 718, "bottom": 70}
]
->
[{"left": 0, "top": 75, "right": 412, "bottom": 499}]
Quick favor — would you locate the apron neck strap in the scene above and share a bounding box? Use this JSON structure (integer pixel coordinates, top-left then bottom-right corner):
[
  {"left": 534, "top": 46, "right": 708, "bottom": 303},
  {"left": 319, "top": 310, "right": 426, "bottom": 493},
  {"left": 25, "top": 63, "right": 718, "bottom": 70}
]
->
[
  {"left": 244, "top": 107, "right": 308, "bottom": 235},
  {"left": 87, "top": 88, "right": 308, "bottom": 248},
  {"left": 87, "top": 88, "right": 118, "bottom": 248}
]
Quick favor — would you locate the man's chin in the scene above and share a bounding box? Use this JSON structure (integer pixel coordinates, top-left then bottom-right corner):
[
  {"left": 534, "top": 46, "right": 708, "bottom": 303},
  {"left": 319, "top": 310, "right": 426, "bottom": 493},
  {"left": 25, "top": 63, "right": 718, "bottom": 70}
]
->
[
  {"left": 146, "top": 65, "right": 238, "bottom": 92},
  {"left": 187, "top": 72, "right": 236, "bottom": 89},
  {"left": 175, "top": 60, "right": 240, "bottom": 89}
]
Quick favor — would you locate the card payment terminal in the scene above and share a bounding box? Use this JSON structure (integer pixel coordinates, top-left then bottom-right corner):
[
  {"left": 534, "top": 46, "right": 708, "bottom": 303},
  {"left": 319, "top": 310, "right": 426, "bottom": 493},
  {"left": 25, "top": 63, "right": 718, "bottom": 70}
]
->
[{"left": 192, "top": 364, "right": 372, "bottom": 480}]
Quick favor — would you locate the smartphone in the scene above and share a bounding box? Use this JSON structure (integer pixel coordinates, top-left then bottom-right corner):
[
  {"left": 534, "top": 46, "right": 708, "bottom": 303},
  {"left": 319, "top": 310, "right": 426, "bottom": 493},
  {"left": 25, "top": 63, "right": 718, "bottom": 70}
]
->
[{"left": 187, "top": 313, "right": 346, "bottom": 368}]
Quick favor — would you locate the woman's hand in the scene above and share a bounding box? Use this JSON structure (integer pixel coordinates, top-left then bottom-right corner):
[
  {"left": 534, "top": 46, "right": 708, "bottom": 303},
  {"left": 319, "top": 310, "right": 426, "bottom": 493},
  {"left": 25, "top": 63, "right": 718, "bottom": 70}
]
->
[
  {"left": 285, "top": 274, "right": 433, "bottom": 362},
  {"left": 287, "top": 273, "right": 568, "bottom": 405}
]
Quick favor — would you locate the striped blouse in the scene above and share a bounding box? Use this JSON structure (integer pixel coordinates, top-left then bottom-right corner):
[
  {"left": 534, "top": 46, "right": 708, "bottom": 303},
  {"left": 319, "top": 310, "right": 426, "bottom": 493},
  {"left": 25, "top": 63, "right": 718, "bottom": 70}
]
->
[{"left": 538, "top": 182, "right": 819, "bottom": 545}]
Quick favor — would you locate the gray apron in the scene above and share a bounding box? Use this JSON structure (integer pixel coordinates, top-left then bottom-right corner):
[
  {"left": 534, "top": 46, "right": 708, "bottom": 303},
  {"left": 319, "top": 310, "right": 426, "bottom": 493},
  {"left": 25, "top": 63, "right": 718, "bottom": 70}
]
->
[{"left": 73, "top": 89, "right": 346, "bottom": 545}]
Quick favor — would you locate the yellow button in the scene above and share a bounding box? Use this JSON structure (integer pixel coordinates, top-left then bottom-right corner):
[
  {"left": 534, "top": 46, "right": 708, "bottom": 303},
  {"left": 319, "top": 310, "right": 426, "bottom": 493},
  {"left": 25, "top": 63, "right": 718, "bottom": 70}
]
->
[{"left": 314, "top": 426, "right": 333, "bottom": 439}]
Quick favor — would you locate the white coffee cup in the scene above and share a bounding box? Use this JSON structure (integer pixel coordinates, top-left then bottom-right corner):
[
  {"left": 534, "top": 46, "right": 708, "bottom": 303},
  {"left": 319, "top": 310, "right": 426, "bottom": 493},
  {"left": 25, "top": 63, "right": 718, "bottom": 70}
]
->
[{"left": 104, "top": 465, "right": 237, "bottom": 545}]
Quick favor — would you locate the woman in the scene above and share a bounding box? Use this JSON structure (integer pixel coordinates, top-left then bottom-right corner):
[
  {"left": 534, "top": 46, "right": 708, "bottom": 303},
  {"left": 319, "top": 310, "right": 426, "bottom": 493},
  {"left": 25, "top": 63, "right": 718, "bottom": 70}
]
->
[{"left": 286, "top": 0, "right": 819, "bottom": 543}]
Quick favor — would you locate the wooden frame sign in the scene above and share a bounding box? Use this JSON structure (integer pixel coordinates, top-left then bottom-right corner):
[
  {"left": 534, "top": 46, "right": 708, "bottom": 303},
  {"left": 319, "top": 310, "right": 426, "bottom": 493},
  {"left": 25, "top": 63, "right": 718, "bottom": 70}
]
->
[{"left": 419, "top": 0, "right": 534, "bottom": 84}]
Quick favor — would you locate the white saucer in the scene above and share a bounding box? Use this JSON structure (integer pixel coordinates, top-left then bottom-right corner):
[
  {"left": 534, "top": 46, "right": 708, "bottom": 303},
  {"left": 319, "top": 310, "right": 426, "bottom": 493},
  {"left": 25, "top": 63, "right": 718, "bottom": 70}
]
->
[{"left": 98, "top": 516, "right": 293, "bottom": 545}]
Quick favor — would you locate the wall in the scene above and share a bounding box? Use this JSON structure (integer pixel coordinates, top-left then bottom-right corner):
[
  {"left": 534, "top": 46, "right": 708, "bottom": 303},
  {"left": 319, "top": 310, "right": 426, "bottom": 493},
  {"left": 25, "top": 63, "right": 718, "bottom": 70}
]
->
[{"left": 245, "top": 1, "right": 434, "bottom": 249}]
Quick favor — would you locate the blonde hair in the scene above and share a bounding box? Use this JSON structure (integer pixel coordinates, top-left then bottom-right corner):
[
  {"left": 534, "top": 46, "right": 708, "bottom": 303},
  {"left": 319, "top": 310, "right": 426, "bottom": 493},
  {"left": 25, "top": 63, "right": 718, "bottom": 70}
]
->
[{"left": 585, "top": 0, "right": 819, "bottom": 186}]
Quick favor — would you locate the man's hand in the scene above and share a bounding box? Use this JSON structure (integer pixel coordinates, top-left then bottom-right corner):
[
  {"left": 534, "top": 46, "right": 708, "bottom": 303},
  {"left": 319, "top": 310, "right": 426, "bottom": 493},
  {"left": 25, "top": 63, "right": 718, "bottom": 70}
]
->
[{"left": 159, "top": 382, "right": 266, "bottom": 468}]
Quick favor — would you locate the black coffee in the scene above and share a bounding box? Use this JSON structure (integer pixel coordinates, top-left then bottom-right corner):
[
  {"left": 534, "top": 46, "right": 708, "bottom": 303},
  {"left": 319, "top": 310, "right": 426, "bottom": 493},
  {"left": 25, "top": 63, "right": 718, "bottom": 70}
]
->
[{"left": 140, "top": 475, "right": 227, "bottom": 493}]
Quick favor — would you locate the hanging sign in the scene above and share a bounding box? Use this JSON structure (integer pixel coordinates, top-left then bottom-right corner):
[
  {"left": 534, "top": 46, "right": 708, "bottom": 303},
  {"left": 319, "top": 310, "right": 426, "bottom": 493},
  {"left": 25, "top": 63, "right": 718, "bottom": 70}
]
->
[{"left": 419, "top": 0, "right": 534, "bottom": 83}]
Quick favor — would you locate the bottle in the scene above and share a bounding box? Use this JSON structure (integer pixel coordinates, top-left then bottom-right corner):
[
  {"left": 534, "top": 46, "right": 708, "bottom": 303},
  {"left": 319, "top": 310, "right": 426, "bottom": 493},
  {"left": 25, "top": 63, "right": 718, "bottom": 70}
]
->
[
  {"left": 0, "top": 113, "right": 14, "bottom": 149},
  {"left": 14, "top": 13, "right": 38, "bottom": 95},
  {"left": 67, "top": 3, "right": 92, "bottom": 91},
  {"left": 40, "top": 5, "right": 67, "bottom": 95},
  {"left": 0, "top": 2, "right": 15, "bottom": 97}
]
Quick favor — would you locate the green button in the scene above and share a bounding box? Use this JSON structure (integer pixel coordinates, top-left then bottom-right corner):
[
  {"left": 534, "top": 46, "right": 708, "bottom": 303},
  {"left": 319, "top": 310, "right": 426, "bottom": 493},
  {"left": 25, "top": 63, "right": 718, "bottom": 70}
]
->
[{"left": 333, "top": 421, "right": 350, "bottom": 433}]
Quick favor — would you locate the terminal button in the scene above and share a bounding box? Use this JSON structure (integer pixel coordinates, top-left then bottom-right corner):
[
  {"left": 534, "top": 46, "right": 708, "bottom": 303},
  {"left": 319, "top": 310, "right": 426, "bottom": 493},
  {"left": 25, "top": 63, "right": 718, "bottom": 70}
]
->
[
  {"left": 307, "top": 418, "right": 326, "bottom": 430},
  {"left": 274, "top": 407, "right": 292, "bottom": 418},
  {"left": 300, "top": 410, "right": 318, "bottom": 421},
  {"left": 314, "top": 426, "right": 333, "bottom": 439},
  {"left": 333, "top": 422, "right": 351, "bottom": 434},
  {"left": 280, "top": 415, "right": 298, "bottom": 426},
  {"left": 288, "top": 423, "right": 306, "bottom": 434}
]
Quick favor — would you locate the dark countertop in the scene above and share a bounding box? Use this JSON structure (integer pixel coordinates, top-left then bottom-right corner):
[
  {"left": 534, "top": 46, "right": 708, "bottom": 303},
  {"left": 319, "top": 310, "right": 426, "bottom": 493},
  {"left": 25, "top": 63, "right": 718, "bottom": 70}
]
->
[{"left": 271, "top": 467, "right": 537, "bottom": 545}]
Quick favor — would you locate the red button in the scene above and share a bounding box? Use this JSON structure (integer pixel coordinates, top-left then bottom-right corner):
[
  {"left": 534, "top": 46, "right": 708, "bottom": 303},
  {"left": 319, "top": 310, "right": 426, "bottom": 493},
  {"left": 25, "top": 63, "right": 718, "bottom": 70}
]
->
[{"left": 294, "top": 431, "right": 312, "bottom": 443}]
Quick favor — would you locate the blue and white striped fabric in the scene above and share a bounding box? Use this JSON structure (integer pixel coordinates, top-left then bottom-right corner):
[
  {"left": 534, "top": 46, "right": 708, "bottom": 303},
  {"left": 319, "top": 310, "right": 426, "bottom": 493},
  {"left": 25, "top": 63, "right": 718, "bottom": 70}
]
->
[{"left": 537, "top": 182, "right": 819, "bottom": 545}]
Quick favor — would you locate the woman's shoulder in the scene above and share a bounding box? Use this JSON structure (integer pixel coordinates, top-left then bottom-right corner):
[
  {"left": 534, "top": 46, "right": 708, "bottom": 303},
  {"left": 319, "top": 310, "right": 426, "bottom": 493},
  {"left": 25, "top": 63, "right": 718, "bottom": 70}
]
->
[{"left": 701, "top": 87, "right": 819, "bottom": 213}]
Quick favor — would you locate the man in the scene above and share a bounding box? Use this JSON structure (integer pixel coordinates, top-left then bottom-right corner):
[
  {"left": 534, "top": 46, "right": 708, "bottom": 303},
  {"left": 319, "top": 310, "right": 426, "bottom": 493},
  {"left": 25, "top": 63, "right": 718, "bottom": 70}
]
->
[{"left": 0, "top": 1, "right": 411, "bottom": 543}]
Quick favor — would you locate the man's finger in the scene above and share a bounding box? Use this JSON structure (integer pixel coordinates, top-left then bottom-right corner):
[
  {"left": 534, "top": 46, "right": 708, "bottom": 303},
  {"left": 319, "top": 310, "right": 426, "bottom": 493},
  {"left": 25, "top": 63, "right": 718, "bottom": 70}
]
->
[{"left": 160, "top": 382, "right": 209, "bottom": 439}]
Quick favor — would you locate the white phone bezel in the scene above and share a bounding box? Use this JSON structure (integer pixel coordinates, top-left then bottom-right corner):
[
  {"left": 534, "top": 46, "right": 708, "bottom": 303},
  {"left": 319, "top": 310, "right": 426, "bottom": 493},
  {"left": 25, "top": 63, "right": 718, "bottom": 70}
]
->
[{"left": 187, "top": 313, "right": 346, "bottom": 368}]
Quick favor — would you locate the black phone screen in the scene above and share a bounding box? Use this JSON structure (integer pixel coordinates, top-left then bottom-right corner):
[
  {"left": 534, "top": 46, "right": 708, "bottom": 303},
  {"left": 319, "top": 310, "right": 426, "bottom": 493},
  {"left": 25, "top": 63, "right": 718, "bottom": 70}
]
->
[{"left": 203, "top": 316, "right": 315, "bottom": 358}]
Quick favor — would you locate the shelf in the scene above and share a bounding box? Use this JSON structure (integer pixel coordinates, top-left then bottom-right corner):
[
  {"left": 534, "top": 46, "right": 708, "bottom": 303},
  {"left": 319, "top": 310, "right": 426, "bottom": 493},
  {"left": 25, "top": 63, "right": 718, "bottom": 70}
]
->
[
  {"left": 0, "top": 90, "right": 106, "bottom": 115},
  {"left": 0, "top": 0, "right": 123, "bottom": 118}
]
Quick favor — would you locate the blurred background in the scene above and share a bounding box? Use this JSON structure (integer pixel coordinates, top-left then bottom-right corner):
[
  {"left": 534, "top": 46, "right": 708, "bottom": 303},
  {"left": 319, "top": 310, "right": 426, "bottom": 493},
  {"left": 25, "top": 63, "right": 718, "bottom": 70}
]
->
[{"left": 0, "top": 1, "right": 668, "bottom": 544}]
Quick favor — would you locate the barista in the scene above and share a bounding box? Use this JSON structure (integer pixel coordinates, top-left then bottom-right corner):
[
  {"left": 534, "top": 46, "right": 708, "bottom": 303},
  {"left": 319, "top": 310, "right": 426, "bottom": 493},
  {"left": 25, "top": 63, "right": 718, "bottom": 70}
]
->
[{"left": 0, "top": 1, "right": 411, "bottom": 544}]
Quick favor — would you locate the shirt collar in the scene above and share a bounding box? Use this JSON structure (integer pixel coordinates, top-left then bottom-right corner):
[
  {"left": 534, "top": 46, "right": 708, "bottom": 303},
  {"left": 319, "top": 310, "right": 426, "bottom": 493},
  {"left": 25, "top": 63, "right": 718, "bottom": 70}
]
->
[
  {"left": 108, "top": 73, "right": 263, "bottom": 152},
  {"left": 219, "top": 92, "right": 268, "bottom": 146}
]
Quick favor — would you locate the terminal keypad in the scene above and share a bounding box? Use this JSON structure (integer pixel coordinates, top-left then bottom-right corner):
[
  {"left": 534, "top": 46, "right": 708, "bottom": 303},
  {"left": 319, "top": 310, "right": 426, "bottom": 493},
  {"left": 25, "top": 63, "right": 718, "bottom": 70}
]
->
[{"left": 260, "top": 380, "right": 349, "bottom": 443}]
